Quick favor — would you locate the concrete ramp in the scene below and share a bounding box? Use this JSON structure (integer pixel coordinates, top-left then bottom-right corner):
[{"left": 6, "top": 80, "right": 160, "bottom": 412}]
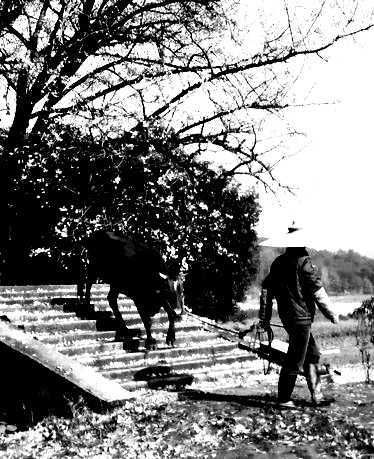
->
[{"left": 0, "top": 320, "right": 132, "bottom": 423}]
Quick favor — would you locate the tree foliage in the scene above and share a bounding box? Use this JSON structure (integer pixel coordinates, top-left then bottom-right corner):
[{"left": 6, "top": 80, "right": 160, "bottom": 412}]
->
[
  {"left": 3, "top": 123, "right": 259, "bottom": 317},
  {"left": 353, "top": 297, "right": 374, "bottom": 383}
]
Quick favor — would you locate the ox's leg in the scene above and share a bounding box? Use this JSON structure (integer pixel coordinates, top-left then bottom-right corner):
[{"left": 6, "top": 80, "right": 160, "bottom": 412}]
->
[
  {"left": 136, "top": 302, "right": 156, "bottom": 350},
  {"left": 77, "top": 261, "right": 87, "bottom": 303},
  {"left": 163, "top": 302, "right": 177, "bottom": 347},
  {"left": 77, "top": 281, "right": 84, "bottom": 303},
  {"left": 107, "top": 287, "right": 140, "bottom": 338},
  {"left": 107, "top": 287, "right": 129, "bottom": 333},
  {"left": 84, "top": 262, "right": 97, "bottom": 305},
  {"left": 85, "top": 279, "right": 92, "bottom": 305}
]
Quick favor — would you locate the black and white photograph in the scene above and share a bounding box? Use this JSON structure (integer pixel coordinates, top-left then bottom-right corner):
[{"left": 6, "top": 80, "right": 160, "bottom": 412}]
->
[{"left": 0, "top": 1, "right": 373, "bottom": 457}]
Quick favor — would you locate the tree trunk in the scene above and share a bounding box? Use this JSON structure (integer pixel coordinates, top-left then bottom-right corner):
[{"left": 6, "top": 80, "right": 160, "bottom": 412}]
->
[
  {"left": 7, "top": 69, "right": 32, "bottom": 149},
  {"left": 0, "top": 151, "right": 13, "bottom": 284},
  {"left": 1, "top": 70, "right": 33, "bottom": 283}
]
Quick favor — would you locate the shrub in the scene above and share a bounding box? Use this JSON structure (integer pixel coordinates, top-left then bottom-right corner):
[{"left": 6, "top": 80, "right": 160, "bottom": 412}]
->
[{"left": 353, "top": 297, "right": 374, "bottom": 383}]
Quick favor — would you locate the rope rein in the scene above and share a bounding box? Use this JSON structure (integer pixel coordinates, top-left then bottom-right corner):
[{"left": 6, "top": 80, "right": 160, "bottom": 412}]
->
[{"left": 184, "top": 308, "right": 278, "bottom": 375}]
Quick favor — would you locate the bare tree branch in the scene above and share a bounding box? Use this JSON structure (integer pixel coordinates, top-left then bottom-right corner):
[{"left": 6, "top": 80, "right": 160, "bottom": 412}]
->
[
  {"left": 0, "top": 0, "right": 372, "bottom": 191},
  {"left": 148, "top": 22, "right": 374, "bottom": 121}
]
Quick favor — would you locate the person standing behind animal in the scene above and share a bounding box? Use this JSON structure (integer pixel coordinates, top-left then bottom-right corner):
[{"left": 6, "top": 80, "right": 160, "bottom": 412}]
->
[{"left": 259, "top": 226, "right": 339, "bottom": 406}]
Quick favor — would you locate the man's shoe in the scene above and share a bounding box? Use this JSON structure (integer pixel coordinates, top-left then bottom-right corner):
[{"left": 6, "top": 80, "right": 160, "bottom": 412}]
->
[
  {"left": 277, "top": 400, "right": 297, "bottom": 408},
  {"left": 311, "top": 396, "right": 335, "bottom": 407}
]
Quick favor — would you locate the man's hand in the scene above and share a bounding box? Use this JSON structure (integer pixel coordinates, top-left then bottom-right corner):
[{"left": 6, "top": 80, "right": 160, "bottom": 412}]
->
[
  {"left": 330, "top": 313, "right": 340, "bottom": 325},
  {"left": 314, "top": 287, "right": 339, "bottom": 324},
  {"left": 258, "top": 320, "right": 271, "bottom": 331},
  {"left": 238, "top": 323, "right": 256, "bottom": 340}
]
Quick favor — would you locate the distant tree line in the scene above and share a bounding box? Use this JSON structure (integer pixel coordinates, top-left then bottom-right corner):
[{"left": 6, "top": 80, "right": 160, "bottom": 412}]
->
[{"left": 257, "top": 248, "right": 374, "bottom": 295}]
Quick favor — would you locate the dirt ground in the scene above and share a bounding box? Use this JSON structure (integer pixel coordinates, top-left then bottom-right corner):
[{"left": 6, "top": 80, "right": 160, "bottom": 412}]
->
[
  {"left": 185, "top": 364, "right": 374, "bottom": 456},
  {"left": 0, "top": 363, "right": 373, "bottom": 458}
]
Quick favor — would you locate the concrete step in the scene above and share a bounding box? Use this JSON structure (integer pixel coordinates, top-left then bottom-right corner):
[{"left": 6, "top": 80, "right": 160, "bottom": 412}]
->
[
  {"left": 22, "top": 318, "right": 105, "bottom": 333},
  {"left": 120, "top": 359, "right": 263, "bottom": 391},
  {"left": 0, "top": 284, "right": 110, "bottom": 293},
  {"left": 1, "top": 311, "right": 77, "bottom": 322},
  {"left": 63, "top": 308, "right": 144, "bottom": 321},
  {"left": 0, "top": 298, "right": 70, "bottom": 307},
  {"left": 0, "top": 305, "right": 162, "bottom": 325},
  {"left": 0, "top": 292, "right": 76, "bottom": 300},
  {"left": 61, "top": 297, "right": 134, "bottom": 306},
  {"left": 0, "top": 295, "right": 133, "bottom": 306},
  {"left": 0, "top": 286, "right": 115, "bottom": 303},
  {"left": 0, "top": 284, "right": 109, "bottom": 293},
  {"left": 79, "top": 341, "right": 240, "bottom": 370},
  {"left": 0, "top": 306, "right": 129, "bottom": 323},
  {"left": 101, "top": 351, "right": 256, "bottom": 381},
  {"left": 0, "top": 293, "right": 80, "bottom": 303},
  {"left": 0, "top": 285, "right": 77, "bottom": 293},
  {"left": 0, "top": 304, "right": 49, "bottom": 313},
  {"left": 49, "top": 331, "right": 209, "bottom": 357},
  {"left": 22, "top": 313, "right": 179, "bottom": 333},
  {"left": 60, "top": 340, "right": 130, "bottom": 356},
  {"left": 34, "top": 324, "right": 203, "bottom": 345},
  {"left": 59, "top": 330, "right": 217, "bottom": 356},
  {"left": 38, "top": 330, "right": 120, "bottom": 345},
  {"left": 84, "top": 300, "right": 136, "bottom": 311},
  {"left": 81, "top": 332, "right": 223, "bottom": 356}
]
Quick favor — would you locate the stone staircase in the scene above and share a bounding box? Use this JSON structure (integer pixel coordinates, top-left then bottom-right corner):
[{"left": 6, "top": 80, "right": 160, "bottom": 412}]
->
[{"left": 0, "top": 285, "right": 260, "bottom": 392}]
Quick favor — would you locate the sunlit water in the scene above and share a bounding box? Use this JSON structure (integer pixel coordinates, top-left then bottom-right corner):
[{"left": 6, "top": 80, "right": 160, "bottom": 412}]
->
[
  {"left": 240, "top": 294, "right": 372, "bottom": 317},
  {"left": 330, "top": 295, "right": 371, "bottom": 316}
]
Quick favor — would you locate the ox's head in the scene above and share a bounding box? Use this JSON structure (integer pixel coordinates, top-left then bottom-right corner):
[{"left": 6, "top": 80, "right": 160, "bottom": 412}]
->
[{"left": 158, "top": 272, "right": 184, "bottom": 319}]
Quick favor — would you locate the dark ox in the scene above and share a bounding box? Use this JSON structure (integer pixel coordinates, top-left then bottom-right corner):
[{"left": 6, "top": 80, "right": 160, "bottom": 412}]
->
[{"left": 78, "top": 231, "right": 184, "bottom": 350}]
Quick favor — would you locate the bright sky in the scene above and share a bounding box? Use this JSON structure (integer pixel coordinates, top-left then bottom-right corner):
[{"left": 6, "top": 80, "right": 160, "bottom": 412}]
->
[{"left": 255, "top": 31, "right": 374, "bottom": 258}]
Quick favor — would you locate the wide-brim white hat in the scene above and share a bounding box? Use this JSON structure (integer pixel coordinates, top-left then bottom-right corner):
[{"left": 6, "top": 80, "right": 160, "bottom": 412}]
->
[{"left": 258, "top": 227, "right": 313, "bottom": 248}]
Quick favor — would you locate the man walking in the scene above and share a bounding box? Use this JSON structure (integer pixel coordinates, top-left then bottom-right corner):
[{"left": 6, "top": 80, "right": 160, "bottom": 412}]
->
[{"left": 259, "top": 226, "right": 339, "bottom": 406}]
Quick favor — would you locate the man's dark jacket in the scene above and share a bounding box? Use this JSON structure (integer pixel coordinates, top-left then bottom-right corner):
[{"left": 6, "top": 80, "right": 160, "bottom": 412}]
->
[{"left": 260, "top": 249, "right": 323, "bottom": 326}]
